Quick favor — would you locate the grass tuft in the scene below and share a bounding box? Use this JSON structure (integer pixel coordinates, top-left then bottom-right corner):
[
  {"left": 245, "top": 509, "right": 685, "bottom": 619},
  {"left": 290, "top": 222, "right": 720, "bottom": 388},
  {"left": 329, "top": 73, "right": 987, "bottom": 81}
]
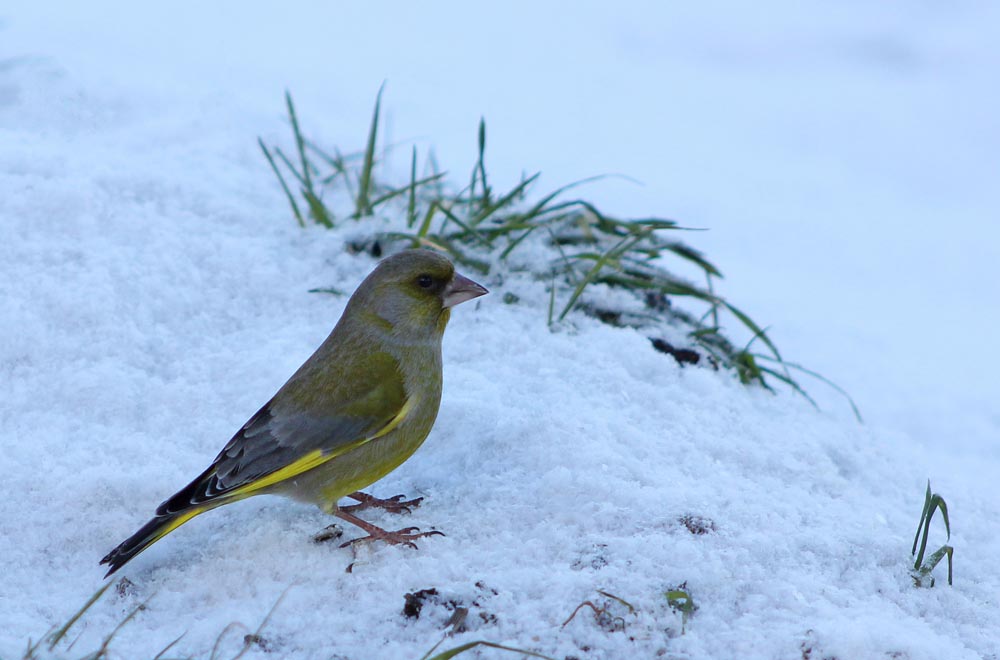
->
[
  {"left": 911, "top": 480, "right": 954, "bottom": 587},
  {"left": 353, "top": 82, "right": 384, "bottom": 219},
  {"left": 259, "top": 89, "right": 859, "bottom": 415}
]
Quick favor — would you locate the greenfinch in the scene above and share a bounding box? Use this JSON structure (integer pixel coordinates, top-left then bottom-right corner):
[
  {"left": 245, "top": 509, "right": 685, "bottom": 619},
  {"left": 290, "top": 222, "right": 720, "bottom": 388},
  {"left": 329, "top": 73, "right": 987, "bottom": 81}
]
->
[{"left": 100, "top": 249, "right": 487, "bottom": 576}]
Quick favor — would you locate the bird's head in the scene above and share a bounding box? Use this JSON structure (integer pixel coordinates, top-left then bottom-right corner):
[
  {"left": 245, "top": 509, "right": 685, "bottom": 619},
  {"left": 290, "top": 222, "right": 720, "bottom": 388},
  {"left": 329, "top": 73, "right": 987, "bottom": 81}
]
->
[{"left": 346, "top": 249, "right": 488, "bottom": 342}]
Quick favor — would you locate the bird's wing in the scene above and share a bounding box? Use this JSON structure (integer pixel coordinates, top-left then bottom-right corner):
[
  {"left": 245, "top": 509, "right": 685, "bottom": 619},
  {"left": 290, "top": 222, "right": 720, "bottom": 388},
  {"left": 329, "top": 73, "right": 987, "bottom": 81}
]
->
[{"left": 156, "top": 350, "right": 409, "bottom": 515}]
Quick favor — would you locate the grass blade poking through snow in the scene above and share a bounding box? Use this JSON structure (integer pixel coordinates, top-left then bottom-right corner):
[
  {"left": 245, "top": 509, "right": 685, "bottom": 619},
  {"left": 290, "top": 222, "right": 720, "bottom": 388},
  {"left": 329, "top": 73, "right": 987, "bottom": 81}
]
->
[
  {"left": 354, "top": 82, "right": 383, "bottom": 219},
  {"left": 259, "top": 138, "right": 305, "bottom": 228},
  {"left": 911, "top": 480, "right": 954, "bottom": 587},
  {"left": 665, "top": 586, "right": 697, "bottom": 635}
]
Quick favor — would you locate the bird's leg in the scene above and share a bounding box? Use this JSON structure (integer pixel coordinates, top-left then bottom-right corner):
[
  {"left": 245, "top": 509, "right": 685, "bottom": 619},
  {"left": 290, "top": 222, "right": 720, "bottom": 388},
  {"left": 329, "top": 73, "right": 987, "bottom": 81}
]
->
[
  {"left": 339, "top": 491, "right": 423, "bottom": 515},
  {"left": 333, "top": 508, "right": 444, "bottom": 549}
]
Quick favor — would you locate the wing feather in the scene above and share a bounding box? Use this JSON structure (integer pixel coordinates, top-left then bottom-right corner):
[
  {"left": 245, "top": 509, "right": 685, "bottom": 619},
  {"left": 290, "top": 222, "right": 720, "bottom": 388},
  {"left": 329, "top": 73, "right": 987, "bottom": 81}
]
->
[{"left": 157, "top": 350, "right": 407, "bottom": 515}]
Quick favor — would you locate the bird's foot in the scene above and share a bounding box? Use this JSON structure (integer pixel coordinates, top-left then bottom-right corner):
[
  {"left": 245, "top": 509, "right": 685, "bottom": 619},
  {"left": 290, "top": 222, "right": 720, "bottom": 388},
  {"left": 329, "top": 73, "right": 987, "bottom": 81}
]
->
[
  {"left": 332, "top": 505, "right": 443, "bottom": 551},
  {"left": 340, "top": 491, "right": 423, "bottom": 515},
  {"left": 339, "top": 526, "right": 444, "bottom": 550}
]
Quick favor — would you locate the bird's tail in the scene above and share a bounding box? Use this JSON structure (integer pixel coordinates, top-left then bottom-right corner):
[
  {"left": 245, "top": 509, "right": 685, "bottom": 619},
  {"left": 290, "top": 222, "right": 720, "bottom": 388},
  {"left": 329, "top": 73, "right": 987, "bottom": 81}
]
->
[
  {"left": 100, "top": 460, "right": 234, "bottom": 577},
  {"left": 99, "top": 506, "right": 207, "bottom": 577}
]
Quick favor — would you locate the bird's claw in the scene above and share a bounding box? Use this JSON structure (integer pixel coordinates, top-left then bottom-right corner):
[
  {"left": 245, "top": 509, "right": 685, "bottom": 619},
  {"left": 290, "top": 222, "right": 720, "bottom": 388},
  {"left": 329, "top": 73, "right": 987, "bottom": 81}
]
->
[
  {"left": 341, "top": 492, "right": 424, "bottom": 515},
  {"left": 379, "top": 494, "right": 424, "bottom": 514},
  {"left": 339, "top": 526, "right": 444, "bottom": 550}
]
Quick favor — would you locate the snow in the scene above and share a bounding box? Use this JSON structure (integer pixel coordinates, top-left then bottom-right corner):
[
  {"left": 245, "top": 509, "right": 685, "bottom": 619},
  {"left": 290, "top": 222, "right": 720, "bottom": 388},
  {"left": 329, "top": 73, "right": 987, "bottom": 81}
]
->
[{"left": 2, "top": 2, "right": 999, "bottom": 658}]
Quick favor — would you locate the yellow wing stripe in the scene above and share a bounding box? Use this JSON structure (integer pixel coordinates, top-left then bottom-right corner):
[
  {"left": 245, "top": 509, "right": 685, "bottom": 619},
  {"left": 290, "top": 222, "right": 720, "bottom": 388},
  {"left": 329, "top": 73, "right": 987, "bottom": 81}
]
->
[
  {"left": 370, "top": 395, "right": 415, "bottom": 440},
  {"left": 227, "top": 397, "right": 416, "bottom": 498},
  {"left": 150, "top": 508, "right": 203, "bottom": 546}
]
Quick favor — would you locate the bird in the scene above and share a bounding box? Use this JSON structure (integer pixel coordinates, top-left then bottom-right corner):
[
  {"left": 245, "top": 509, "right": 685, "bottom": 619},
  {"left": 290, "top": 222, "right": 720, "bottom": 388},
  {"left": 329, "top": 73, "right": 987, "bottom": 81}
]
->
[{"left": 100, "top": 249, "right": 488, "bottom": 577}]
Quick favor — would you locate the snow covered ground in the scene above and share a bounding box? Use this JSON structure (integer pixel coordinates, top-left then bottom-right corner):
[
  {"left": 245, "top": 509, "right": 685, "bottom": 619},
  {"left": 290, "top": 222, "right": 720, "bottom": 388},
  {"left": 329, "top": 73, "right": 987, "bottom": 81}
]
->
[{"left": 2, "top": 2, "right": 998, "bottom": 658}]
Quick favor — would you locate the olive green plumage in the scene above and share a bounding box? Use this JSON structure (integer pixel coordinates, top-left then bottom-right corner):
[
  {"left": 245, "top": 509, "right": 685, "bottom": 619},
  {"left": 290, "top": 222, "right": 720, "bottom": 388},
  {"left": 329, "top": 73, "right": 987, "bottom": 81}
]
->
[{"left": 100, "top": 249, "right": 487, "bottom": 576}]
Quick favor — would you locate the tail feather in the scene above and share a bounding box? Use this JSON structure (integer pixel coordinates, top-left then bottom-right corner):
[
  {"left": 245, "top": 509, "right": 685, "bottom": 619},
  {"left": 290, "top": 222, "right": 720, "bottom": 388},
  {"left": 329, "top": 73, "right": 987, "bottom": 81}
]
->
[
  {"left": 100, "top": 464, "right": 225, "bottom": 577},
  {"left": 100, "top": 508, "right": 204, "bottom": 577}
]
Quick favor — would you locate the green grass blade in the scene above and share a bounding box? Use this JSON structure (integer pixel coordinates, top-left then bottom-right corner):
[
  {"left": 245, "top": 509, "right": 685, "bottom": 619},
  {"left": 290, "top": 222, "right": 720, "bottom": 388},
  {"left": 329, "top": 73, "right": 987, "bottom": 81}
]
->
[
  {"left": 705, "top": 272, "right": 721, "bottom": 328},
  {"left": 909, "top": 487, "right": 954, "bottom": 586},
  {"left": 354, "top": 83, "right": 384, "bottom": 218},
  {"left": 721, "top": 301, "right": 786, "bottom": 369},
  {"left": 932, "top": 494, "right": 951, "bottom": 540},
  {"left": 754, "top": 356, "right": 862, "bottom": 422},
  {"left": 912, "top": 481, "right": 933, "bottom": 557},
  {"left": 474, "top": 117, "right": 490, "bottom": 211},
  {"left": 663, "top": 242, "right": 722, "bottom": 277},
  {"left": 417, "top": 201, "right": 439, "bottom": 238},
  {"left": 558, "top": 235, "right": 642, "bottom": 321},
  {"left": 733, "top": 350, "right": 766, "bottom": 387},
  {"left": 369, "top": 172, "right": 447, "bottom": 212},
  {"left": 285, "top": 91, "right": 314, "bottom": 194},
  {"left": 920, "top": 545, "right": 955, "bottom": 586},
  {"left": 380, "top": 231, "right": 448, "bottom": 252},
  {"left": 914, "top": 515, "right": 932, "bottom": 571},
  {"left": 517, "top": 175, "right": 616, "bottom": 223},
  {"left": 307, "top": 286, "right": 344, "bottom": 296},
  {"left": 665, "top": 590, "right": 695, "bottom": 614},
  {"left": 547, "top": 276, "right": 557, "bottom": 326},
  {"left": 303, "top": 190, "right": 334, "bottom": 228},
  {"left": 594, "top": 271, "right": 712, "bottom": 301},
  {"left": 500, "top": 226, "right": 538, "bottom": 259},
  {"left": 437, "top": 204, "right": 492, "bottom": 247},
  {"left": 304, "top": 138, "right": 364, "bottom": 169},
  {"left": 258, "top": 139, "right": 305, "bottom": 227},
  {"left": 305, "top": 139, "right": 361, "bottom": 197},
  {"left": 271, "top": 147, "right": 307, "bottom": 186},
  {"left": 546, "top": 227, "right": 579, "bottom": 285},
  {"left": 470, "top": 172, "right": 541, "bottom": 227},
  {"left": 758, "top": 366, "right": 818, "bottom": 406},
  {"left": 407, "top": 146, "right": 418, "bottom": 227}
]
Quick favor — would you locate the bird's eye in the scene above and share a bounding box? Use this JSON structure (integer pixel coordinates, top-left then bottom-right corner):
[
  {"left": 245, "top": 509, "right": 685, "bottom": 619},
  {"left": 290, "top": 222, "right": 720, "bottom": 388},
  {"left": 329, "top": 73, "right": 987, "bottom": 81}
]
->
[{"left": 416, "top": 274, "right": 434, "bottom": 289}]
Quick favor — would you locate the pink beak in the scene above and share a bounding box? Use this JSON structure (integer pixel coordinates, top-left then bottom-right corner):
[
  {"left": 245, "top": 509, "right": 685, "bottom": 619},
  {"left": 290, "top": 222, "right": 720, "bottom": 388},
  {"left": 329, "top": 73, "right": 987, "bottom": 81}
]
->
[{"left": 442, "top": 272, "right": 488, "bottom": 308}]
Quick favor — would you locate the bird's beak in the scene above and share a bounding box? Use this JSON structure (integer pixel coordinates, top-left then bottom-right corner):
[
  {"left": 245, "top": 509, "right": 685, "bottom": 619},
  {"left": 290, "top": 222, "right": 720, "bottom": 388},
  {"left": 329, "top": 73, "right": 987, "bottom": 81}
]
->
[{"left": 442, "top": 272, "right": 489, "bottom": 308}]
